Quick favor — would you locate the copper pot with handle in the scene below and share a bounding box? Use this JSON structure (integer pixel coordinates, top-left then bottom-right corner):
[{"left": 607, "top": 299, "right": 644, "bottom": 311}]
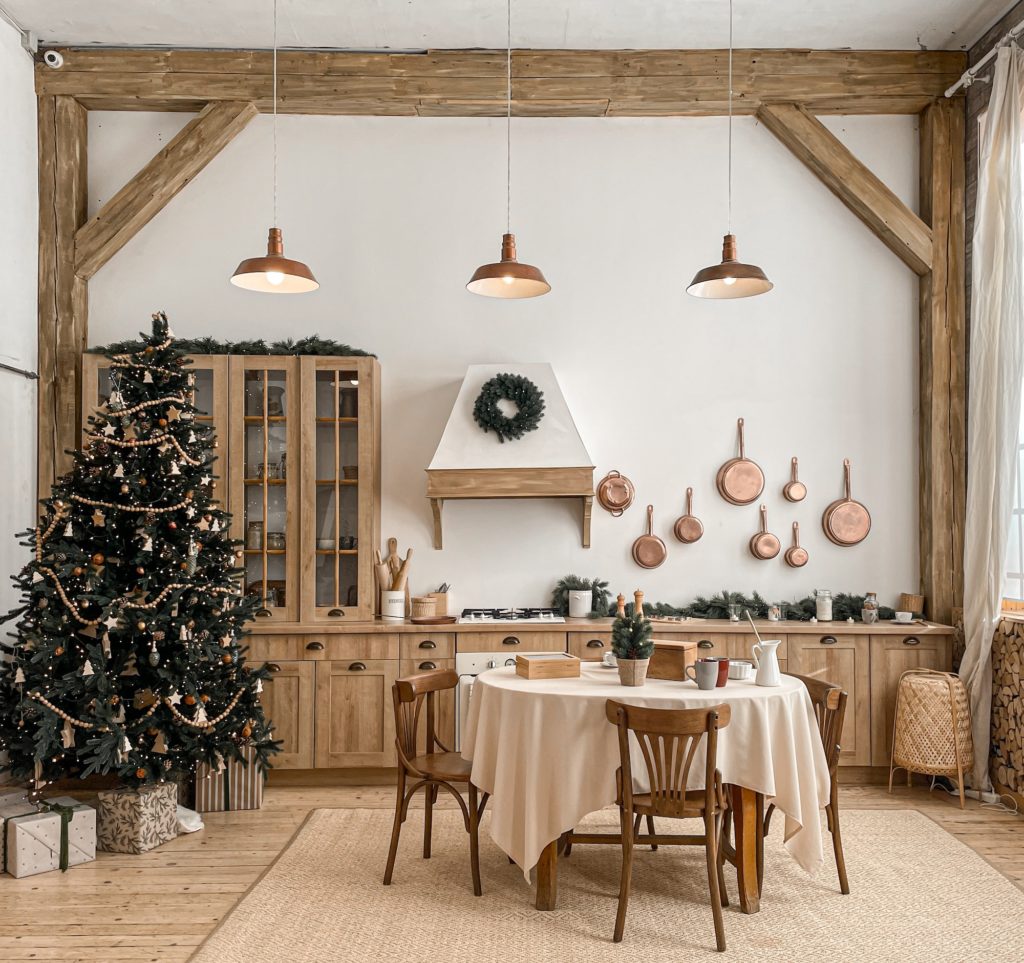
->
[
  {"left": 749, "top": 504, "right": 781, "bottom": 560},
  {"left": 596, "top": 470, "right": 635, "bottom": 516},
  {"left": 822, "top": 458, "right": 871, "bottom": 546},
  {"left": 783, "top": 457, "right": 806, "bottom": 502},
  {"left": 716, "top": 418, "right": 764, "bottom": 505},
  {"left": 632, "top": 505, "right": 667, "bottom": 569},
  {"left": 673, "top": 487, "right": 704, "bottom": 544},
  {"left": 784, "top": 521, "right": 809, "bottom": 567}
]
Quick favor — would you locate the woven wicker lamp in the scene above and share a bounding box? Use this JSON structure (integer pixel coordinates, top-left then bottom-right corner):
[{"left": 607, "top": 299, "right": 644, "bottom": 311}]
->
[{"left": 889, "top": 669, "right": 974, "bottom": 808}]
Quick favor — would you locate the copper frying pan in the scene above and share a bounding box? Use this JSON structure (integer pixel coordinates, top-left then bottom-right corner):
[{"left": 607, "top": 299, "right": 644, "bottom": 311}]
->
[
  {"left": 822, "top": 458, "right": 871, "bottom": 546},
  {"left": 716, "top": 418, "right": 764, "bottom": 505},
  {"left": 596, "top": 469, "right": 635, "bottom": 516},
  {"left": 784, "top": 522, "right": 809, "bottom": 567},
  {"left": 783, "top": 457, "right": 807, "bottom": 502},
  {"left": 749, "top": 504, "right": 781, "bottom": 560},
  {"left": 632, "top": 505, "right": 667, "bottom": 568},
  {"left": 673, "top": 487, "right": 704, "bottom": 543}
]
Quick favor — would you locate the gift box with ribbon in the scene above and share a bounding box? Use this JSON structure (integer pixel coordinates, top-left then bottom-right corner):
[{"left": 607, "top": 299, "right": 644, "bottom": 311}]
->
[
  {"left": 195, "top": 745, "right": 264, "bottom": 812},
  {"left": 97, "top": 782, "right": 178, "bottom": 854},
  {"left": 3, "top": 796, "right": 96, "bottom": 878}
]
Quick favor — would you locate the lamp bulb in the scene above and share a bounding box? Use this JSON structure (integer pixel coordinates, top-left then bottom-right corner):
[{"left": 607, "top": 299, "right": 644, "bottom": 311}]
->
[
  {"left": 502, "top": 275, "right": 515, "bottom": 285},
  {"left": 265, "top": 271, "right": 285, "bottom": 286},
  {"left": 723, "top": 276, "right": 737, "bottom": 286}
]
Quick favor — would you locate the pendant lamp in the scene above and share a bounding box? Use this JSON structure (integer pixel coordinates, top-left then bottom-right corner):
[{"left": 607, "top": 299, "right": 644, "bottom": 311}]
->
[
  {"left": 231, "top": 0, "right": 318, "bottom": 294},
  {"left": 467, "top": 0, "right": 550, "bottom": 299},
  {"left": 687, "top": 0, "right": 771, "bottom": 300}
]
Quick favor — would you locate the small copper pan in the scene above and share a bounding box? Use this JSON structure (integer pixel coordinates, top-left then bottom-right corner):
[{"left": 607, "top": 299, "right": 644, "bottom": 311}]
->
[
  {"left": 632, "top": 505, "right": 667, "bottom": 569},
  {"left": 716, "top": 418, "right": 764, "bottom": 505},
  {"left": 822, "top": 458, "right": 871, "bottom": 546},
  {"left": 596, "top": 469, "right": 635, "bottom": 516},
  {"left": 784, "top": 521, "right": 809, "bottom": 568},
  {"left": 783, "top": 457, "right": 807, "bottom": 502},
  {"left": 673, "top": 487, "right": 704, "bottom": 543},
  {"left": 749, "top": 504, "right": 781, "bottom": 560}
]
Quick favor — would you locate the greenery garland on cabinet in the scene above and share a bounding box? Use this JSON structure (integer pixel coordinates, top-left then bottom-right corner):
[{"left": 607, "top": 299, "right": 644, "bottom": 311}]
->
[
  {"left": 90, "top": 333, "right": 375, "bottom": 358},
  {"left": 473, "top": 372, "right": 545, "bottom": 443}
]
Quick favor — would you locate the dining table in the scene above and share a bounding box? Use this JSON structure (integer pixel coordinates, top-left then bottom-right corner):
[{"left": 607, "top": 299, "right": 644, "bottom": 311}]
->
[{"left": 460, "top": 662, "right": 832, "bottom": 914}]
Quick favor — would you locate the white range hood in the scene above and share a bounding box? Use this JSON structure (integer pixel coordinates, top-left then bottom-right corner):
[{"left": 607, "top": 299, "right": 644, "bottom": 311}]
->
[{"left": 426, "top": 363, "right": 594, "bottom": 549}]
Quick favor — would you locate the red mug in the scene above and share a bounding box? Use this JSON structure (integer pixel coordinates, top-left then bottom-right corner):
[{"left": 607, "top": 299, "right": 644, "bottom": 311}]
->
[{"left": 708, "top": 657, "right": 730, "bottom": 687}]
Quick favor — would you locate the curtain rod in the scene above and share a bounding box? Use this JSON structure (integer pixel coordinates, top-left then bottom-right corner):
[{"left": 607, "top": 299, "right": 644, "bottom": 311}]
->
[
  {"left": 0, "top": 360, "right": 39, "bottom": 380},
  {"left": 946, "top": 16, "right": 1024, "bottom": 97}
]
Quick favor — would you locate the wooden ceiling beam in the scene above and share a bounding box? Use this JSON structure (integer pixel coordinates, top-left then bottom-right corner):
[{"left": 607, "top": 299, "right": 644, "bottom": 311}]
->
[
  {"left": 35, "top": 47, "right": 965, "bottom": 117},
  {"left": 74, "top": 100, "right": 257, "bottom": 280},
  {"left": 757, "top": 102, "right": 932, "bottom": 275}
]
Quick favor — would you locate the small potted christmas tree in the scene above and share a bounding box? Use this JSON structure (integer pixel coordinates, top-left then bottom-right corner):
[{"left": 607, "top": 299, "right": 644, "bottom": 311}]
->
[{"left": 611, "top": 592, "right": 654, "bottom": 686}]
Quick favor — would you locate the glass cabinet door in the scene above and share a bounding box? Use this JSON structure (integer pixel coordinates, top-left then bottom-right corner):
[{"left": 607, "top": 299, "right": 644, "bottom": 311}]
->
[
  {"left": 229, "top": 357, "right": 299, "bottom": 622},
  {"left": 300, "top": 357, "right": 377, "bottom": 621}
]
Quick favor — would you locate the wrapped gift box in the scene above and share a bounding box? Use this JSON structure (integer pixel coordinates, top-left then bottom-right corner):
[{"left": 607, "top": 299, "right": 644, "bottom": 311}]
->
[
  {"left": 0, "top": 792, "right": 38, "bottom": 874},
  {"left": 4, "top": 796, "right": 96, "bottom": 878},
  {"left": 97, "top": 782, "right": 178, "bottom": 854},
  {"left": 195, "top": 747, "right": 264, "bottom": 812}
]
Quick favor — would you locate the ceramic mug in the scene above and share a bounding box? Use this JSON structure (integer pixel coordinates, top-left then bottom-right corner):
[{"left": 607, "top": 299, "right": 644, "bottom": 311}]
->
[
  {"left": 685, "top": 659, "right": 719, "bottom": 691},
  {"left": 602, "top": 651, "right": 618, "bottom": 667},
  {"left": 894, "top": 611, "right": 913, "bottom": 623}
]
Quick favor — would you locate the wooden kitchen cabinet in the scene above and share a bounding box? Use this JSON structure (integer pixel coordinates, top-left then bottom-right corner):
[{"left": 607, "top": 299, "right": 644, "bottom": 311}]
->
[
  {"left": 314, "top": 659, "right": 397, "bottom": 768},
  {"left": 400, "top": 658, "right": 456, "bottom": 753},
  {"left": 568, "top": 632, "right": 612, "bottom": 661},
  {"left": 869, "top": 633, "right": 952, "bottom": 766},
  {"left": 787, "top": 632, "right": 871, "bottom": 765},
  {"left": 260, "top": 661, "right": 315, "bottom": 769}
]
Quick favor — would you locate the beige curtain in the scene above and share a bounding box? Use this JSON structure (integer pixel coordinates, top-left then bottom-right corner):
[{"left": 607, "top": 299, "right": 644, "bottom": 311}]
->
[{"left": 961, "top": 45, "right": 1024, "bottom": 791}]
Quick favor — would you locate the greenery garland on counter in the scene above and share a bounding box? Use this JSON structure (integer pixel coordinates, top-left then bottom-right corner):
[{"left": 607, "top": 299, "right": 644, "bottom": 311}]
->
[
  {"left": 90, "top": 333, "right": 375, "bottom": 358},
  {"left": 473, "top": 372, "right": 545, "bottom": 443},
  {"left": 551, "top": 575, "right": 611, "bottom": 617}
]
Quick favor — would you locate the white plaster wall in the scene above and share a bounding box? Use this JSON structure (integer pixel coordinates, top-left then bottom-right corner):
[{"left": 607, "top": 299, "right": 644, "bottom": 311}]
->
[
  {"left": 88, "top": 111, "right": 919, "bottom": 611},
  {"left": 0, "top": 20, "right": 37, "bottom": 617}
]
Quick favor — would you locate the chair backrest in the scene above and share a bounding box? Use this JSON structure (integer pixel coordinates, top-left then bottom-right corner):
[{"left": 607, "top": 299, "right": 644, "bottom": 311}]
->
[
  {"left": 393, "top": 668, "right": 458, "bottom": 764},
  {"left": 788, "top": 672, "right": 847, "bottom": 773},
  {"left": 604, "top": 700, "right": 731, "bottom": 817}
]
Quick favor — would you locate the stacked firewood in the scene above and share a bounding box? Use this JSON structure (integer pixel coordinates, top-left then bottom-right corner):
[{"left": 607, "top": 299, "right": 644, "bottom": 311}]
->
[{"left": 991, "top": 618, "right": 1024, "bottom": 794}]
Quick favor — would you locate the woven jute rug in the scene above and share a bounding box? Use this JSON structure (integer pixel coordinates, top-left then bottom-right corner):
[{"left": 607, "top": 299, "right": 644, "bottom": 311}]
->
[{"left": 191, "top": 808, "right": 1020, "bottom": 962}]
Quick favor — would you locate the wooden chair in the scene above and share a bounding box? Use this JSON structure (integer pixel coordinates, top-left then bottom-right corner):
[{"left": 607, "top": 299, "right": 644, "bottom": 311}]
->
[
  {"left": 760, "top": 673, "right": 849, "bottom": 895},
  {"left": 605, "top": 700, "right": 732, "bottom": 952},
  {"left": 383, "top": 669, "right": 488, "bottom": 895}
]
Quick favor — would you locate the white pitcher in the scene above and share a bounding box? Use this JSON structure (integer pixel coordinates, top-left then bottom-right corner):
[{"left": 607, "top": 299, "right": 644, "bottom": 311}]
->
[{"left": 751, "top": 639, "right": 782, "bottom": 687}]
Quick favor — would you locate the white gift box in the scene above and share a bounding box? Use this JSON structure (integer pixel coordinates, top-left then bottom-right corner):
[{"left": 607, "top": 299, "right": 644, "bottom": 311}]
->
[
  {"left": 4, "top": 796, "right": 96, "bottom": 878},
  {"left": 0, "top": 792, "right": 38, "bottom": 874}
]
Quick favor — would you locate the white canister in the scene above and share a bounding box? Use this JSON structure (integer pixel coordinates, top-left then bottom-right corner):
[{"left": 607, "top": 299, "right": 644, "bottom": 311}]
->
[
  {"left": 381, "top": 590, "right": 406, "bottom": 620},
  {"left": 568, "top": 589, "right": 593, "bottom": 619}
]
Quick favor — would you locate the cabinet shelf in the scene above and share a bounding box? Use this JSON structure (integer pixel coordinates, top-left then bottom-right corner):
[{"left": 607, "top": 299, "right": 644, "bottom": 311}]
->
[
  {"left": 244, "top": 415, "right": 288, "bottom": 423},
  {"left": 244, "top": 548, "right": 288, "bottom": 555},
  {"left": 315, "top": 417, "right": 358, "bottom": 425},
  {"left": 315, "top": 549, "right": 358, "bottom": 555},
  {"left": 315, "top": 479, "right": 358, "bottom": 486},
  {"left": 244, "top": 478, "right": 288, "bottom": 485}
]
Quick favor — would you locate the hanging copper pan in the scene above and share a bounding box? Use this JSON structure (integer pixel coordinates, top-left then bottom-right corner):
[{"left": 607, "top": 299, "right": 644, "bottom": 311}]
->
[
  {"left": 632, "top": 505, "right": 667, "bottom": 569},
  {"left": 596, "top": 469, "right": 635, "bottom": 516},
  {"left": 822, "top": 458, "right": 871, "bottom": 546},
  {"left": 716, "top": 418, "right": 764, "bottom": 505},
  {"left": 784, "top": 521, "right": 809, "bottom": 568},
  {"left": 749, "top": 504, "right": 781, "bottom": 560},
  {"left": 673, "top": 487, "right": 704, "bottom": 544},
  {"left": 783, "top": 457, "right": 807, "bottom": 502}
]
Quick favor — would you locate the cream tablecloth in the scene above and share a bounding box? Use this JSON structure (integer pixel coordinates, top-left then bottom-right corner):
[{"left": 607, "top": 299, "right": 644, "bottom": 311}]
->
[{"left": 461, "top": 664, "right": 831, "bottom": 879}]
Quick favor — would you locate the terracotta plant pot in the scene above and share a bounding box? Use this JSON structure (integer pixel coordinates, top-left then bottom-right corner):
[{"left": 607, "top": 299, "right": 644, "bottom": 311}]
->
[{"left": 617, "top": 658, "right": 650, "bottom": 687}]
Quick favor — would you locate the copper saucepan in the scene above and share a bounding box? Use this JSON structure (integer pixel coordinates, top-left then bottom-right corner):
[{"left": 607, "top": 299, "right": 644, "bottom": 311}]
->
[
  {"left": 596, "top": 469, "right": 635, "bottom": 516},
  {"left": 632, "top": 505, "right": 668, "bottom": 569},
  {"left": 716, "top": 418, "right": 764, "bottom": 506},
  {"left": 673, "top": 487, "right": 704, "bottom": 544},
  {"left": 784, "top": 521, "right": 809, "bottom": 568},
  {"left": 783, "top": 457, "right": 807, "bottom": 502},
  {"left": 822, "top": 458, "right": 871, "bottom": 546},
  {"left": 749, "top": 504, "right": 781, "bottom": 560}
]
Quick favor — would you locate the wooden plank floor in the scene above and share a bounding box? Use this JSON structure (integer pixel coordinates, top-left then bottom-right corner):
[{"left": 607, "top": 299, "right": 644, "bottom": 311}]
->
[{"left": 0, "top": 783, "right": 1020, "bottom": 962}]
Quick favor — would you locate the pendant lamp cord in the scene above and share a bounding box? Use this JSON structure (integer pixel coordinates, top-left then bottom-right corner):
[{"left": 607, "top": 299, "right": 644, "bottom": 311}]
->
[
  {"left": 273, "top": 0, "right": 279, "bottom": 228},
  {"left": 727, "top": 0, "right": 733, "bottom": 235},
  {"left": 505, "top": 0, "right": 512, "bottom": 234}
]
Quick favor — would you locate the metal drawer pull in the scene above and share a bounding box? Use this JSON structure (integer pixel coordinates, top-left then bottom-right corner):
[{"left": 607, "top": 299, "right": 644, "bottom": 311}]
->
[
  {"left": 305, "top": 641, "right": 325, "bottom": 651},
  {"left": 418, "top": 661, "right": 438, "bottom": 671},
  {"left": 502, "top": 636, "right": 521, "bottom": 646},
  {"left": 697, "top": 640, "right": 714, "bottom": 649},
  {"left": 820, "top": 636, "right": 838, "bottom": 645},
  {"left": 349, "top": 662, "right": 367, "bottom": 671},
  {"left": 418, "top": 640, "right": 437, "bottom": 649},
  {"left": 255, "top": 608, "right": 272, "bottom": 618},
  {"left": 903, "top": 636, "right": 921, "bottom": 646},
  {"left": 586, "top": 639, "right": 605, "bottom": 648},
  {"left": 328, "top": 608, "right": 345, "bottom": 617},
  {"left": 266, "top": 663, "right": 282, "bottom": 673}
]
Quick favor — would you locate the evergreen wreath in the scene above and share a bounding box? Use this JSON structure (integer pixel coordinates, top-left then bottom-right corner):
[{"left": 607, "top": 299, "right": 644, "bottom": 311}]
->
[{"left": 473, "top": 373, "right": 545, "bottom": 443}]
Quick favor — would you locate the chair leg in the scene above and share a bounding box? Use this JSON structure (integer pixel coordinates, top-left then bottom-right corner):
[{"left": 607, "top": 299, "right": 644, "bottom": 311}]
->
[
  {"left": 564, "top": 834, "right": 573, "bottom": 858},
  {"left": 705, "top": 813, "right": 726, "bottom": 952},
  {"left": 423, "top": 782, "right": 435, "bottom": 859},
  {"left": 613, "top": 808, "right": 634, "bottom": 943},
  {"left": 829, "top": 800, "right": 850, "bottom": 895},
  {"left": 383, "top": 770, "right": 406, "bottom": 886},
  {"left": 716, "top": 812, "right": 729, "bottom": 908},
  {"left": 468, "top": 782, "right": 483, "bottom": 897},
  {"left": 646, "top": 814, "right": 658, "bottom": 851}
]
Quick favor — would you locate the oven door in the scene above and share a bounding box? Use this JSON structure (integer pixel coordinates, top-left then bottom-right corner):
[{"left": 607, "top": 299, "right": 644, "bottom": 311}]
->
[{"left": 455, "top": 674, "right": 476, "bottom": 751}]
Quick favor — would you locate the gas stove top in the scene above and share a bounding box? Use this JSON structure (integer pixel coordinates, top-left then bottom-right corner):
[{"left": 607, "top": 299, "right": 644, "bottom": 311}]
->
[{"left": 459, "top": 607, "right": 566, "bottom": 624}]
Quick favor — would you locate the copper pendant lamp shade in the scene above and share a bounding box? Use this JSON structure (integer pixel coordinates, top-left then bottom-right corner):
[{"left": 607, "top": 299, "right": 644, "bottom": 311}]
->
[
  {"left": 687, "top": 233, "right": 773, "bottom": 300},
  {"left": 231, "top": 228, "right": 319, "bottom": 294},
  {"left": 467, "top": 233, "right": 551, "bottom": 299}
]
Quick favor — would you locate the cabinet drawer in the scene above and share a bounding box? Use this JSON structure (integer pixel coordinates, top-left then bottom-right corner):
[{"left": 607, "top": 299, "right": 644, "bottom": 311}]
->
[
  {"left": 320, "top": 634, "right": 398, "bottom": 661},
  {"left": 569, "top": 633, "right": 612, "bottom": 661},
  {"left": 456, "top": 631, "right": 566, "bottom": 653},
  {"left": 400, "top": 633, "right": 455, "bottom": 660},
  {"left": 245, "top": 635, "right": 309, "bottom": 661}
]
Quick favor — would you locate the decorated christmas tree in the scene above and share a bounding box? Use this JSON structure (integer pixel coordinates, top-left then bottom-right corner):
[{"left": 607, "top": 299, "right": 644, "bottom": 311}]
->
[{"left": 0, "top": 313, "right": 277, "bottom": 792}]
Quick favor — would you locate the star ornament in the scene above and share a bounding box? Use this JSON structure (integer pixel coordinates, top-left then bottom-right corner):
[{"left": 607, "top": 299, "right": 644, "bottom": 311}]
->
[
  {"left": 104, "top": 614, "right": 119, "bottom": 630},
  {"left": 166, "top": 405, "right": 182, "bottom": 422},
  {"left": 168, "top": 691, "right": 182, "bottom": 706},
  {"left": 92, "top": 509, "right": 106, "bottom": 527},
  {"left": 196, "top": 517, "right": 210, "bottom": 532}
]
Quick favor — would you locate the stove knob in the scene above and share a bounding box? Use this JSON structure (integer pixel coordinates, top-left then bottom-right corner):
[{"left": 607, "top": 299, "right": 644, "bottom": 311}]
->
[
  {"left": 504, "top": 658, "right": 515, "bottom": 667},
  {"left": 487, "top": 659, "right": 497, "bottom": 669}
]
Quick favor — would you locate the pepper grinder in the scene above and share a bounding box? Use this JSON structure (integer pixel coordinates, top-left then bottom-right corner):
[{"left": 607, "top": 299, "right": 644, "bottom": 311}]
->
[
  {"left": 616, "top": 593, "right": 626, "bottom": 619},
  {"left": 634, "top": 589, "right": 645, "bottom": 618}
]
